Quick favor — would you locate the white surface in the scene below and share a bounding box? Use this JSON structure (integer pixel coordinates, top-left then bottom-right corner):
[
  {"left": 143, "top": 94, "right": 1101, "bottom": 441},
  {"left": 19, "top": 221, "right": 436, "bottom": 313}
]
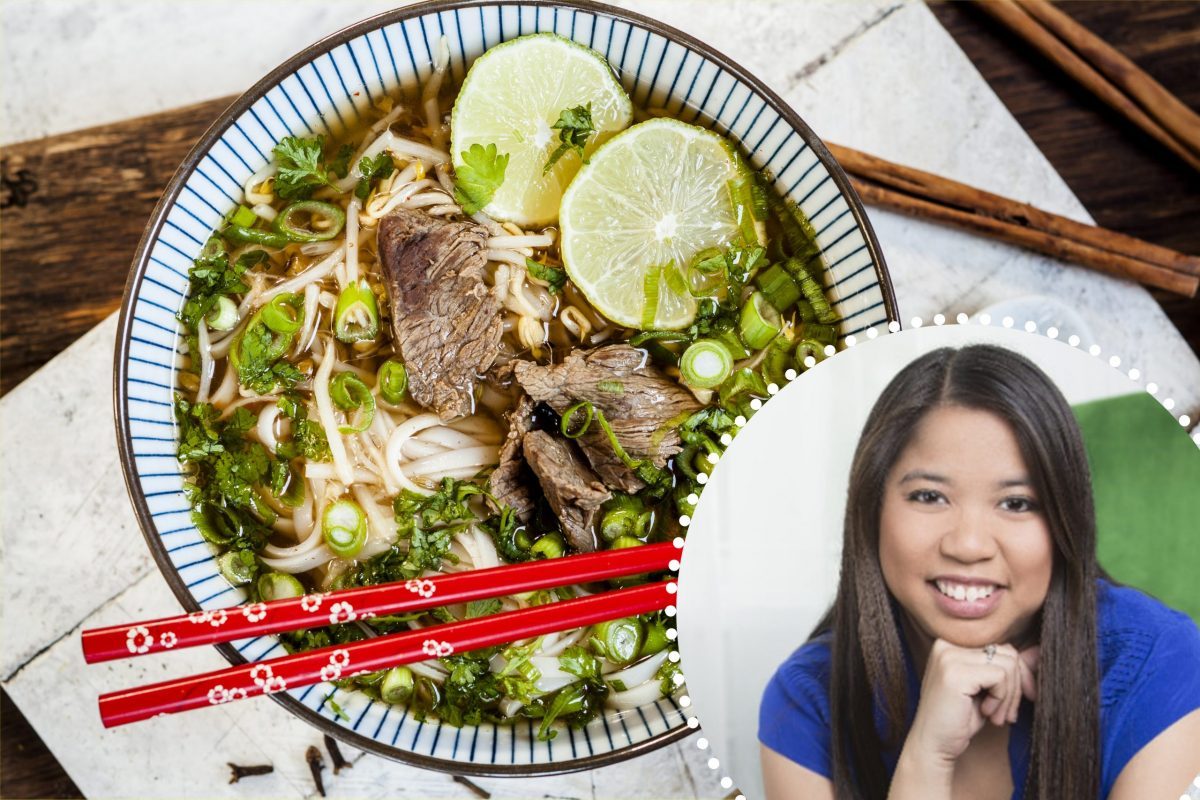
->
[
  {"left": 3, "top": 0, "right": 1200, "bottom": 798},
  {"left": 676, "top": 323, "right": 1183, "bottom": 800}
]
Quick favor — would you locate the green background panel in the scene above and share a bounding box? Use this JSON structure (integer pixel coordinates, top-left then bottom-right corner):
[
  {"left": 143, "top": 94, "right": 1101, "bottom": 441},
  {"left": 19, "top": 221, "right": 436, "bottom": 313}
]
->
[{"left": 1074, "top": 391, "right": 1199, "bottom": 624}]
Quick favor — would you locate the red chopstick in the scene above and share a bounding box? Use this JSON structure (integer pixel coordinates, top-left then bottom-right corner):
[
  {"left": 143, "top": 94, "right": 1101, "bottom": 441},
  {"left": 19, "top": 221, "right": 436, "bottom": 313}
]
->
[
  {"left": 83, "top": 542, "right": 679, "bottom": 663},
  {"left": 97, "top": 580, "right": 674, "bottom": 728}
]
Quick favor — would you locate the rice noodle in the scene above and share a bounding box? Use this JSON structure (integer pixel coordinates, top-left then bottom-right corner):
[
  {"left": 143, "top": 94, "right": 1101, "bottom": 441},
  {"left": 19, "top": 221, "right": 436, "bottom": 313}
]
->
[
  {"left": 488, "top": 233, "right": 554, "bottom": 250},
  {"left": 312, "top": 341, "right": 355, "bottom": 485},
  {"left": 256, "top": 403, "right": 282, "bottom": 452},
  {"left": 343, "top": 196, "right": 361, "bottom": 287},
  {"left": 402, "top": 445, "right": 498, "bottom": 480},
  {"left": 305, "top": 463, "right": 385, "bottom": 485},
  {"left": 252, "top": 203, "right": 278, "bottom": 223},
  {"left": 195, "top": 319, "right": 214, "bottom": 403},
  {"left": 384, "top": 413, "right": 444, "bottom": 494},
  {"left": 260, "top": 544, "right": 334, "bottom": 573},
  {"left": 606, "top": 681, "right": 667, "bottom": 710}
]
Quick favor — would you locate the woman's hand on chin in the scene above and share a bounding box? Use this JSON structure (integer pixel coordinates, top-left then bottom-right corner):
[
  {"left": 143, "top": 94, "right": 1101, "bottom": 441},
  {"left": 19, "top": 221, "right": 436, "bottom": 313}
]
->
[{"left": 888, "top": 639, "right": 1039, "bottom": 799}]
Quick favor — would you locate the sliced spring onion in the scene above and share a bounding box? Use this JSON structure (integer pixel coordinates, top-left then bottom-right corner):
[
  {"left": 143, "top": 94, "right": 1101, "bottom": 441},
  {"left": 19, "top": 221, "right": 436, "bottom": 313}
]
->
[
  {"left": 333, "top": 280, "right": 380, "bottom": 343},
  {"left": 273, "top": 200, "right": 347, "bottom": 242},
  {"left": 262, "top": 292, "right": 304, "bottom": 334},
  {"left": 377, "top": 359, "right": 408, "bottom": 404},
  {"left": 786, "top": 259, "right": 838, "bottom": 325},
  {"left": 640, "top": 263, "right": 662, "bottom": 331},
  {"left": 754, "top": 263, "right": 801, "bottom": 312},
  {"left": 748, "top": 178, "right": 769, "bottom": 221},
  {"left": 739, "top": 292, "right": 782, "bottom": 350},
  {"left": 330, "top": 372, "right": 376, "bottom": 434},
  {"left": 610, "top": 535, "right": 643, "bottom": 550},
  {"left": 560, "top": 401, "right": 594, "bottom": 439},
  {"left": 596, "top": 380, "right": 624, "bottom": 394},
  {"left": 600, "top": 494, "right": 650, "bottom": 542},
  {"left": 530, "top": 532, "right": 565, "bottom": 559},
  {"left": 380, "top": 666, "right": 415, "bottom": 704},
  {"left": 322, "top": 498, "right": 368, "bottom": 558},
  {"left": 223, "top": 224, "right": 290, "bottom": 249},
  {"left": 803, "top": 321, "right": 839, "bottom": 346},
  {"left": 766, "top": 185, "right": 823, "bottom": 264},
  {"left": 257, "top": 572, "right": 304, "bottom": 601},
  {"left": 217, "top": 551, "right": 257, "bottom": 586},
  {"left": 680, "top": 339, "right": 734, "bottom": 390},
  {"left": 795, "top": 338, "right": 830, "bottom": 368},
  {"left": 205, "top": 295, "right": 239, "bottom": 331},
  {"left": 690, "top": 247, "right": 726, "bottom": 275},
  {"left": 727, "top": 177, "right": 760, "bottom": 245},
  {"left": 762, "top": 335, "right": 796, "bottom": 387},
  {"left": 662, "top": 260, "right": 686, "bottom": 297},
  {"left": 230, "top": 205, "right": 258, "bottom": 228},
  {"left": 640, "top": 618, "right": 671, "bottom": 657},
  {"left": 592, "top": 617, "right": 644, "bottom": 666},
  {"left": 230, "top": 307, "right": 294, "bottom": 375},
  {"left": 795, "top": 299, "right": 816, "bottom": 323}
]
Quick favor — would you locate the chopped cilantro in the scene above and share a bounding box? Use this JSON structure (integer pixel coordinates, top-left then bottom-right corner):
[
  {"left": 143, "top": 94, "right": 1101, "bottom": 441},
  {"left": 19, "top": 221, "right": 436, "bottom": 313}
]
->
[
  {"left": 465, "top": 598, "right": 503, "bottom": 619},
  {"left": 543, "top": 104, "right": 595, "bottom": 173},
  {"left": 525, "top": 258, "right": 567, "bottom": 294},
  {"left": 354, "top": 152, "right": 396, "bottom": 200},
  {"left": 273, "top": 135, "right": 340, "bottom": 200},
  {"left": 656, "top": 656, "right": 683, "bottom": 697},
  {"left": 179, "top": 248, "right": 264, "bottom": 333},
  {"left": 328, "top": 143, "right": 356, "bottom": 180},
  {"left": 453, "top": 143, "right": 509, "bottom": 214},
  {"left": 275, "top": 394, "right": 332, "bottom": 461}
]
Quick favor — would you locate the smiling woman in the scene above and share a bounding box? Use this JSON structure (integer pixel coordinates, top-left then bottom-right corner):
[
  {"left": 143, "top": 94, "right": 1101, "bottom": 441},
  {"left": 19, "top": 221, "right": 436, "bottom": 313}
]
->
[{"left": 757, "top": 344, "right": 1200, "bottom": 800}]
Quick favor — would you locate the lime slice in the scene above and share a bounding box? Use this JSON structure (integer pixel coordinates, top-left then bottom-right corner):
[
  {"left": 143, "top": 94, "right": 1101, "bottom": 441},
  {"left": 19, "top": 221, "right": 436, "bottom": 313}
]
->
[
  {"left": 559, "top": 118, "right": 744, "bottom": 330},
  {"left": 451, "top": 33, "right": 632, "bottom": 227}
]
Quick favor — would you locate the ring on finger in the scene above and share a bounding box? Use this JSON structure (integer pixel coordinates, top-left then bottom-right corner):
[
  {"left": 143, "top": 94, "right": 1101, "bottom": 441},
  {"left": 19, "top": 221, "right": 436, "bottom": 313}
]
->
[{"left": 984, "top": 643, "right": 997, "bottom": 663}]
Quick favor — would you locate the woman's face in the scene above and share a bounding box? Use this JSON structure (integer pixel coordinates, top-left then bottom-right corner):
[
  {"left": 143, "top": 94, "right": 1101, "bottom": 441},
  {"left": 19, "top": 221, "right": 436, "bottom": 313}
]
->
[{"left": 878, "top": 405, "right": 1053, "bottom": 653}]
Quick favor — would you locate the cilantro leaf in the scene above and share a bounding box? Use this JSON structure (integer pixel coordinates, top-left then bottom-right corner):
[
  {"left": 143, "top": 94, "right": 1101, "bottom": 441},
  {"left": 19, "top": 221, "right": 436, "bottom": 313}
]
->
[
  {"left": 273, "top": 135, "right": 338, "bottom": 200},
  {"left": 328, "top": 143, "right": 356, "bottom": 179},
  {"left": 525, "top": 258, "right": 567, "bottom": 294},
  {"left": 354, "top": 152, "right": 396, "bottom": 200},
  {"left": 454, "top": 143, "right": 509, "bottom": 214},
  {"left": 559, "top": 645, "right": 601, "bottom": 681},
  {"left": 275, "top": 394, "right": 331, "bottom": 461},
  {"left": 543, "top": 104, "right": 595, "bottom": 173},
  {"left": 179, "top": 248, "right": 264, "bottom": 333},
  {"left": 465, "top": 598, "right": 502, "bottom": 619}
]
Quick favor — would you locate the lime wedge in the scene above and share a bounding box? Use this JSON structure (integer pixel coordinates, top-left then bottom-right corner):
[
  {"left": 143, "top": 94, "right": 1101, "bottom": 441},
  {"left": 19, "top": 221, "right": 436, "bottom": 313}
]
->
[
  {"left": 559, "top": 118, "right": 744, "bottom": 330},
  {"left": 451, "top": 33, "right": 632, "bottom": 227}
]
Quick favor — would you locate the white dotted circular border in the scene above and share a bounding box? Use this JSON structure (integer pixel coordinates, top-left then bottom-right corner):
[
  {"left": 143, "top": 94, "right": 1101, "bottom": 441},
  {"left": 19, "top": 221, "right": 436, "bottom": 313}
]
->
[{"left": 672, "top": 313, "right": 1197, "bottom": 796}]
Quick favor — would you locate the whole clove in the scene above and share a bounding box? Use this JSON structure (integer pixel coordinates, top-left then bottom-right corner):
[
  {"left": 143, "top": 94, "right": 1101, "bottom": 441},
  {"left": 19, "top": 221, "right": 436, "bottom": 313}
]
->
[
  {"left": 305, "top": 745, "right": 326, "bottom": 797},
  {"left": 323, "top": 733, "right": 351, "bottom": 775},
  {"left": 227, "top": 763, "right": 274, "bottom": 784},
  {"left": 452, "top": 775, "right": 491, "bottom": 799}
]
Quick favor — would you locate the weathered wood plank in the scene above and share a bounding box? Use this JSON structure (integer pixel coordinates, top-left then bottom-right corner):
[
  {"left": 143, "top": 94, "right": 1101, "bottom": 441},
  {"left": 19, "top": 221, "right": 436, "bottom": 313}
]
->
[{"left": 0, "top": 97, "right": 233, "bottom": 395}]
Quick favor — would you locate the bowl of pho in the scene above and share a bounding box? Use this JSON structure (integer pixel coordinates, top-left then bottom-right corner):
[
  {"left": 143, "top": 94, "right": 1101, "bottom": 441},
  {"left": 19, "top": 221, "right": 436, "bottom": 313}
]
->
[{"left": 114, "top": 0, "right": 896, "bottom": 774}]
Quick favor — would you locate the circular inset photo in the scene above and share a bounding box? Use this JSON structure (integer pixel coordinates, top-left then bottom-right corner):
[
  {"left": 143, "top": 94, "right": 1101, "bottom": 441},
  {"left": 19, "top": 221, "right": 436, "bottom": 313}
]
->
[{"left": 677, "top": 324, "right": 1200, "bottom": 799}]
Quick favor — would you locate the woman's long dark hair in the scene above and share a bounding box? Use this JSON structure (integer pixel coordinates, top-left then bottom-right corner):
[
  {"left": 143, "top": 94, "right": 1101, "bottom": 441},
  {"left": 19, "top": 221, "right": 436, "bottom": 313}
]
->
[{"left": 814, "top": 344, "right": 1099, "bottom": 799}]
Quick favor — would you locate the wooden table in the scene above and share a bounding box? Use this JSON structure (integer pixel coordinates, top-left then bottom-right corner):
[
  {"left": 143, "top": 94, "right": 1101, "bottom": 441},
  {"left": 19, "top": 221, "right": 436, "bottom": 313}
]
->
[{"left": 2, "top": 2, "right": 1197, "bottom": 796}]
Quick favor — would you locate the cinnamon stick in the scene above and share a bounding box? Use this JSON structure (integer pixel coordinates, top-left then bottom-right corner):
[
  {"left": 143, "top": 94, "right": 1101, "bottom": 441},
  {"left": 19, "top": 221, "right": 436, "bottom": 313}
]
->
[
  {"left": 826, "top": 142, "right": 1200, "bottom": 279},
  {"left": 975, "top": 0, "right": 1200, "bottom": 172},
  {"left": 848, "top": 178, "right": 1198, "bottom": 298},
  {"left": 1014, "top": 0, "right": 1200, "bottom": 159}
]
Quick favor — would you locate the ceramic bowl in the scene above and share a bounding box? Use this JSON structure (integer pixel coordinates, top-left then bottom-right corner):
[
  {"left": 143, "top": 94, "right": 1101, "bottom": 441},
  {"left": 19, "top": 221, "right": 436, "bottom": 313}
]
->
[{"left": 114, "top": 0, "right": 896, "bottom": 775}]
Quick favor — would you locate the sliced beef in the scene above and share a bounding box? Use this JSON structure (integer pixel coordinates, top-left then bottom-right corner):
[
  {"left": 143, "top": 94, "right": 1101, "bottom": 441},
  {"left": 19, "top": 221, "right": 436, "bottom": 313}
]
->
[
  {"left": 512, "top": 344, "right": 703, "bottom": 492},
  {"left": 488, "top": 394, "right": 537, "bottom": 522},
  {"left": 377, "top": 208, "right": 503, "bottom": 420},
  {"left": 522, "top": 430, "right": 610, "bottom": 553}
]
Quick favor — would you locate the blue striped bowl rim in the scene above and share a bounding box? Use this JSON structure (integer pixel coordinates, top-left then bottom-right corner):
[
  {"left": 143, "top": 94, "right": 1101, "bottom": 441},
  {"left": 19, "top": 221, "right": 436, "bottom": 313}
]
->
[{"left": 114, "top": 0, "right": 896, "bottom": 776}]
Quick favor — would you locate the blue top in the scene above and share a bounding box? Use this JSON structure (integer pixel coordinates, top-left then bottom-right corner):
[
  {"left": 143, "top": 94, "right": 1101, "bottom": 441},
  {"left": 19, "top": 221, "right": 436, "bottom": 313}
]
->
[{"left": 758, "top": 580, "right": 1200, "bottom": 799}]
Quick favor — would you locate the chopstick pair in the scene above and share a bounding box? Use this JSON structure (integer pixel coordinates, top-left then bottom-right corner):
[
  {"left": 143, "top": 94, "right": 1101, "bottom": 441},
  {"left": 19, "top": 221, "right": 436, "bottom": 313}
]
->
[
  {"left": 827, "top": 142, "right": 1200, "bottom": 298},
  {"left": 86, "top": 541, "right": 681, "bottom": 728},
  {"left": 977, "top": 0, "right": 1200, "bottom": 173}
]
